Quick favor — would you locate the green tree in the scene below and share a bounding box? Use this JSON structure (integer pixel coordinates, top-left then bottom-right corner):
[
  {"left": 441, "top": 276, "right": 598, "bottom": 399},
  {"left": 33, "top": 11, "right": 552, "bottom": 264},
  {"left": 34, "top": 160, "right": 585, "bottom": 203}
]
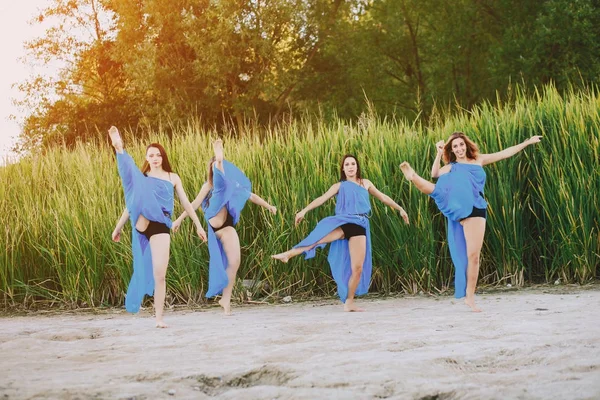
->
[
  {"left": 15, "top": 0, "right": 132, "bottom": 150},
  {"left": 491, "top": 0, "right": 600, "bottom": 90}
]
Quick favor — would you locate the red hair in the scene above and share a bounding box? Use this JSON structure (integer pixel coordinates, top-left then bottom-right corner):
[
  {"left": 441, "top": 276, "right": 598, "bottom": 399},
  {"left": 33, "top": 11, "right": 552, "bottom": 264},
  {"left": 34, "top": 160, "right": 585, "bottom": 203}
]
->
[{"left": 443, "top": 132, "right": 479, "bottom": 163}]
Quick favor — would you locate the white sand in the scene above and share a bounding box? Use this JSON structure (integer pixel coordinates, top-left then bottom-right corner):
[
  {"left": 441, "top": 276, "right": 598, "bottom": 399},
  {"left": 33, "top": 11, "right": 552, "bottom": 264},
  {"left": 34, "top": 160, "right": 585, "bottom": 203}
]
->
[{"left": 1, "top": 286, "right": 599, "bottom": 400}]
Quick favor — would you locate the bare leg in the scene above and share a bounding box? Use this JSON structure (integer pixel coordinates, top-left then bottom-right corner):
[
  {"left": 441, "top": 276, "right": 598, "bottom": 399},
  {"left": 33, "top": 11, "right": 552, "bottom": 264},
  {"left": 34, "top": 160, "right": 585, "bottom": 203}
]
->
[
  {"left": 461, "top": 217, "right": 486, "bottom": 312},
  {"left": 215, "top": 227, "right": 241, "bottom": 316},
  {"left": 344, "top": 235, "right": 367, "bottom": 312},
  {"left": 108, "top": 126, "right": 124, "bottom": 154},
  {"left": 272, "top": 228, "right": 344, "bottom": 263},
  {"left": 149, "top": 233, "right": 171, "bottom": 327},
  {"left": 399, "top": 162, "right": 435, "bottom": 195},
  {"left": 109, "top": 126, "right": 146, "bottom": 196},
  {"left": 213, "top": 139, "right": 225, "bottom": 172}
]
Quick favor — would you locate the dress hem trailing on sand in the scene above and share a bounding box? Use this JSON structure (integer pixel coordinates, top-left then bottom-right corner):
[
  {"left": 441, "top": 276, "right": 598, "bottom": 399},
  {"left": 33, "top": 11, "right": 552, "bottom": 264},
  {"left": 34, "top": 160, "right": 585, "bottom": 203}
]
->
[
  {"left": 116, "top": 152, "right": 174, "bottom": 313},
  {"left": 201, "top": 160, "right": 251, "bottom": 298},
  {"left": 429, "top": 162, "right": 487, "bottom": 298},
  {"left": 292, "top": 181, "right": 373, "bottom": 303}
]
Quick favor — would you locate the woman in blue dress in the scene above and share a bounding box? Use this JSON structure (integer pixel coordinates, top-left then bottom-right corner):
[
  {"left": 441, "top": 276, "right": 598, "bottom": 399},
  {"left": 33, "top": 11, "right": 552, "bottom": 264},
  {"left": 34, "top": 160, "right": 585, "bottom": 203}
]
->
[
  {"left": 109, "top": 126, "right": 206, "bottom": 328},
  {"left": 399, "top": 132, "right": 542, "bottom": 312},
  {"left": 172, "top": 139, "right": 277, "bottom": 315},
  {"left": 272, "top": 155, "right": 410, "bottom": 312}
]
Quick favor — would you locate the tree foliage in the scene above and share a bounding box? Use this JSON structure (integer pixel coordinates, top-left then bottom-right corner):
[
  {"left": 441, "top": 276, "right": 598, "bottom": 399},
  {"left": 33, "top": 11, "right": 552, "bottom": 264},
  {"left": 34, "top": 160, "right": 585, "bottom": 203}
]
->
[{"left": 14, "top": 0, "right": 600, "bottom": 150}]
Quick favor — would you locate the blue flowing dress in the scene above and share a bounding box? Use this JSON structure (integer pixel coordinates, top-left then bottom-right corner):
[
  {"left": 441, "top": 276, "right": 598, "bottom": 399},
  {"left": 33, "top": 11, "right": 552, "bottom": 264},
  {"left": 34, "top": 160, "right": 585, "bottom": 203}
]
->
[
  {"left": 429, "top": 162, "right": 487, "bottom": 298},
  {"left": 116, "top": 152, "right": 174, "bottom": 312},
  {"left": 201, "top": 160, "right": 252, "bottom": 298},
  {"left": 293, "top": 180, "right": 373, "bottom": 303}
]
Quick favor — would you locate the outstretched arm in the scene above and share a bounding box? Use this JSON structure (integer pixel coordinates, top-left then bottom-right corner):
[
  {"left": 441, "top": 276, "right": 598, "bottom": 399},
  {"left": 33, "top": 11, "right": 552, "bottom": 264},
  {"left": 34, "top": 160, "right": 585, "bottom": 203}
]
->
[
  {"left": 366, "top": 180, "right": 409, "bottom": 224},
  {"left": 112, "top": 208, "right": 129, "bottom": 242},
  {"left": 249, "top": 193, "right": 277, "bottom": 214},
  {"left": 295, "top": 183, "right": 341, "bottom": 225},
  {"left": 173, "top": 182, "right": 211, "bottom": 232},
  {"left": 173, "top": 175, "right": 207, "bottom": 242},
  {"left": 480, "top": 135, "right": 542, "bottom": 166}
]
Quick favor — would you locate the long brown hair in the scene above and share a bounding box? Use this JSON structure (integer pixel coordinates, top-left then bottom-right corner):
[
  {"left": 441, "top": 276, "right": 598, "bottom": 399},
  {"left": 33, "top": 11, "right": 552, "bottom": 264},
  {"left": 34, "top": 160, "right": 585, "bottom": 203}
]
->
[
  {"left": 443, "top": 132, "right": 479, "bottom": 164},
  {"left": 340, "top": 154, "right": 363, "bottom": 184},
  {"left": 141, "top": 143, "right": 173, "bottom": 174}
]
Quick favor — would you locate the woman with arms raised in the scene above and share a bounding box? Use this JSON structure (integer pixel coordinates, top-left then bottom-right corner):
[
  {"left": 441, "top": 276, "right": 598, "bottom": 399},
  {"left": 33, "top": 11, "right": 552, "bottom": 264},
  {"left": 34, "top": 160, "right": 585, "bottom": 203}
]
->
[
  {"left": 399, "top": 132, "right": 542, "bottom": 312},
  {"left": 272, "top": 154, "right": 410, "bottom": 312}
]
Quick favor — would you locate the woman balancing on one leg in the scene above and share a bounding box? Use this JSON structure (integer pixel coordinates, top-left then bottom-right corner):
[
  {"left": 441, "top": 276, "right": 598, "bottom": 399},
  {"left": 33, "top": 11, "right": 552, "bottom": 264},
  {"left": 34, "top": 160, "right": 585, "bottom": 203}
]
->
[
  {"left": 399, "top": 132, "right": 542, "bottom": 312},
  {"left": 109, "top": 126, "right": 207, "bottom": 328},
  {"left": 272, "top": 155, "right": 410, "bottom": 312},
  {"left": 172, "top": 139, "right": 277, "bottom": 315}
]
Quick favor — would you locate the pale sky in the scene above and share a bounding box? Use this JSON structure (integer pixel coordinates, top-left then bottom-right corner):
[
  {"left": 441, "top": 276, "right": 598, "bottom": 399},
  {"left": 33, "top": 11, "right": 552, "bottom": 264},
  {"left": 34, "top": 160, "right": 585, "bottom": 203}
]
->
[{"left": 0, "top": 1, "right": 51, "bottom": 163}]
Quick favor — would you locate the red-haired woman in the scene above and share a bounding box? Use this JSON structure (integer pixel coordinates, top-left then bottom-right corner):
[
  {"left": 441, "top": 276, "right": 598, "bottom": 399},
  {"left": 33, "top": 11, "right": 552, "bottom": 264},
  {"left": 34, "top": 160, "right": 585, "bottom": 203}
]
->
[
  {"left": 399, "top": 132, "right": 542, "bottom": 312},
  {"left": 109, "top": 127, "right": 206, "bottom": 328},
  {"left": 272, "top": 154, "right": 410, "bottom": 312}
]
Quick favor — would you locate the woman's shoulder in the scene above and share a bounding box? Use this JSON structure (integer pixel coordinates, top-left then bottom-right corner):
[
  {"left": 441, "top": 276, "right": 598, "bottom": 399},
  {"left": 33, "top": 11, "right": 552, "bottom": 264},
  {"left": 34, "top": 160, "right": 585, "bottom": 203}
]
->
[
  {"left": 340, "top": 179, "right": 371, "bottom": 191},
  {"left": 362, "top": 178, "right": 373, "bottom": 190}
]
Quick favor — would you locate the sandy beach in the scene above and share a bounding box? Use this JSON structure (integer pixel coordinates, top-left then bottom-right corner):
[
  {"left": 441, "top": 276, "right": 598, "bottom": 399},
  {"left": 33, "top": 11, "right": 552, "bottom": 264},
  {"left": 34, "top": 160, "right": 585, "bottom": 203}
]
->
[{"left": 1, "top": 286, "right": 599, "bottom": 400}]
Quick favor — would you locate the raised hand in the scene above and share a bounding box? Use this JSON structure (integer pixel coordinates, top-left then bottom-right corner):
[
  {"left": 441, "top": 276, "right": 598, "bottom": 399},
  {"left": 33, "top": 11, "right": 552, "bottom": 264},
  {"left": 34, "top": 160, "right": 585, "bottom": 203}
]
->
[
  {"left": 436, "top": 140, "right": 445, "bottom": 155},
  {"left": 527, "top": 135, "right": 543, "bottom": 145}
]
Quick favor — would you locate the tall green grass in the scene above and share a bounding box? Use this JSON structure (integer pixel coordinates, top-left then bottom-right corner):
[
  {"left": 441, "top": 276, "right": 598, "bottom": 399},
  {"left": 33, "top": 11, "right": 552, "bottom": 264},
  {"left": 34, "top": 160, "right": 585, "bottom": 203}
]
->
[{"left": 1, "top": 84, "right": 598, "bottom": 308}]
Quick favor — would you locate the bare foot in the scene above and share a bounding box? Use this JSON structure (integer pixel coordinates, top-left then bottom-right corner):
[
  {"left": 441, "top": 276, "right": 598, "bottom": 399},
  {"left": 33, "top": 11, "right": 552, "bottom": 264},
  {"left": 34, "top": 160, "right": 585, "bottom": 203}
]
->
[
  {"left": 399, "top": 161, "right": 415, "bottom": 181},
  {"left": 464, "top": 296, "right": 482, "bottom": 312},
  {"left": 108, "top": 126, "right": 123, "bottom": 153},
  {"left": 213, "top": 138, "right": 224, "bottom": 159},
  {"left": 218, "top": 298, "right": 232, "bottom": 316},
  {"left": 155, "top": 320, "right": 168, "bottom": 328},
  {"left": 271, "top": 252, "right": 291, "bottom": 263},
  {"left": 343, "top": 301, "right": 365, "bottom": 312}
]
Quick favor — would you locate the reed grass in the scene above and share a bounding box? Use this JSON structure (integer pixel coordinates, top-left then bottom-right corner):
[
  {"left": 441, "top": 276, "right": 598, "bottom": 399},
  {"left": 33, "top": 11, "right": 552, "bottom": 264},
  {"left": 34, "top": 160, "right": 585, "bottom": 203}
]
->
[{"left": 1, "top": 84, "right": 598, "bottom": 308}]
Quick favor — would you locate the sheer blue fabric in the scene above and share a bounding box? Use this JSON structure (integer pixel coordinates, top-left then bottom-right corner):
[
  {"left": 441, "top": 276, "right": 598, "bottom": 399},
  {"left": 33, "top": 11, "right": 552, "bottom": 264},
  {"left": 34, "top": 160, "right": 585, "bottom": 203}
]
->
[
  {"left": 201, "top": 160, "right": 252, "bottom": 297},
  {"left": 293, "top": 181, "right": 372, "bottom": 303},
  {"left": 116, "top": 151, "right": 174, "bottom": 312},
  {"left": 430, "top": 162, "right": 487, "bottom": 298}
]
